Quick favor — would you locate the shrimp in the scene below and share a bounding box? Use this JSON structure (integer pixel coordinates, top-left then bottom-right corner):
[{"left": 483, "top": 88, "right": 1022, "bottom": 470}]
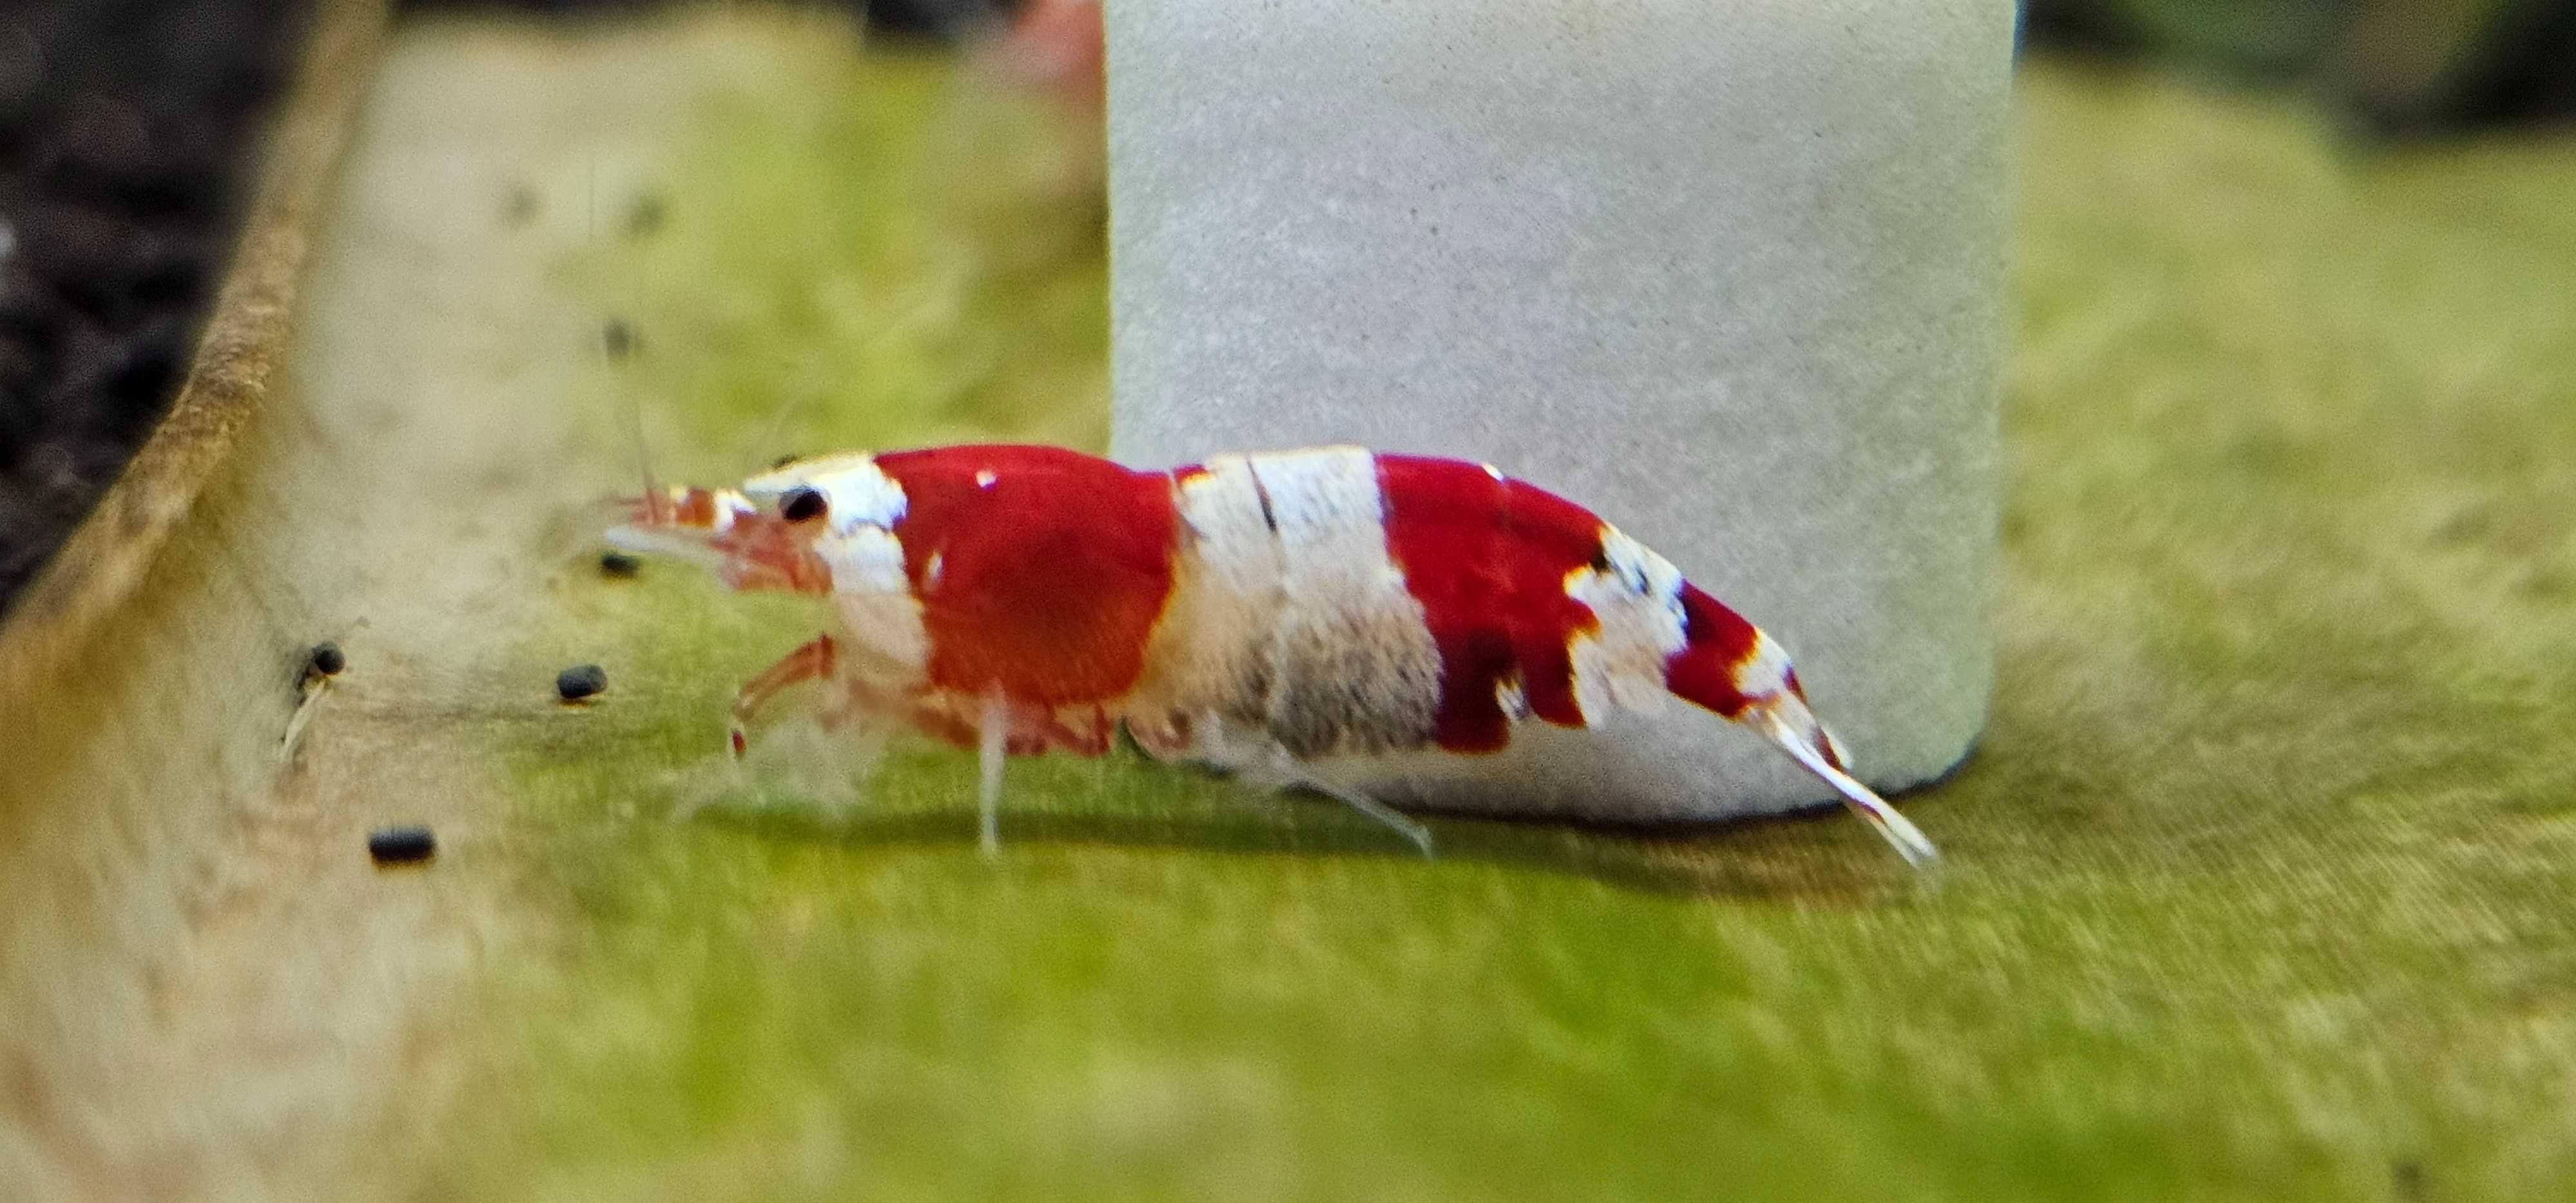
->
[{"left": 605, "top": 444, "right": 1937, "bottom": 867}]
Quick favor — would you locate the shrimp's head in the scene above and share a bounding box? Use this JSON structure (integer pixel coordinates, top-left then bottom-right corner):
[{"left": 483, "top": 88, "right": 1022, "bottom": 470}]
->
[
  {"left": 603, "top": 453, "right": 913, "bottom": 598},
  {"left": 603, "top": 480, "right": 833, "bottom": 595}
]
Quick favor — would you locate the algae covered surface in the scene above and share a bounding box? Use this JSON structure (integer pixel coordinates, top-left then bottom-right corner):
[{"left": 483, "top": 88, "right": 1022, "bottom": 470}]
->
[{"left": 461, "top": 28, "right": 2576, "bottom": 1202}]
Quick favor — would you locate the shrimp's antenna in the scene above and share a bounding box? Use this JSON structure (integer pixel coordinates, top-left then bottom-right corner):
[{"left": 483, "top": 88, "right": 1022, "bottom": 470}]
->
[
  {"left": 591, "top": 155, "right": 668, "bottom": 524},
  {"left": 623, "top": 363, "right": 666, "bottom": 524},
  {"left": 744, "top": 377, "right": 813, "bottom": 475}
]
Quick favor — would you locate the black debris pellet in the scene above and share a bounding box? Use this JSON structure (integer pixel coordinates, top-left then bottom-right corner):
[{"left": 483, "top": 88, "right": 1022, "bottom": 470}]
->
[
  {"left": 309, "top": 641, "right": 346, "bottom": 676},
  {"left": 556, "top": 663, "right": 608, "bottom": 701},
  {"left": 598, "top": 549, "right": 641, "bottom": 577},
  {"left": 601, "top": 317, "right": 636, "bottom": 359},
  {"left": 368, "top": 825, "right": 436, "bottom": 866},
  {"left": 503, "top": 184, "right": 540, "bottom": 226}
]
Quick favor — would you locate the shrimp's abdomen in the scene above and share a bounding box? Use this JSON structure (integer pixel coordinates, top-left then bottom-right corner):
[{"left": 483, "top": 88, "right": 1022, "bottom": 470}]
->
[{"left": 1374, "top": 453, "right": 1602, "bottom": 750}]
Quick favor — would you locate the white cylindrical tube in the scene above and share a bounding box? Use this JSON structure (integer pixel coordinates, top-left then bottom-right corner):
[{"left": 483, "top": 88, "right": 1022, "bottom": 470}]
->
[{"left": 1108, "top": 1, "right": 2012, "bottom": 819}]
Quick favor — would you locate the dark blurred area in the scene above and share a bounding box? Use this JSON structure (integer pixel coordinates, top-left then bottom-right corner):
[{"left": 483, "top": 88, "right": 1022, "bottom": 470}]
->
[
  {"left": 2027, "top": 0, "right": 2576, "bottom": 131},
  {"left": 0, "top": 0, "right": 310, "bottom": 612},
  {"left": 0, "top": 0, "right": 1006, "bottom": 616},
  {"left": 417, "top": 0, "right": 996, "bottom": 39}
]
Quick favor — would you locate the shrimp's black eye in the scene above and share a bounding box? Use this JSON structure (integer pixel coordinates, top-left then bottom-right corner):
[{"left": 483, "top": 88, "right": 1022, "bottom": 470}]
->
[{"left": 779, "top": 488, "right": 827, "bottom": 522}]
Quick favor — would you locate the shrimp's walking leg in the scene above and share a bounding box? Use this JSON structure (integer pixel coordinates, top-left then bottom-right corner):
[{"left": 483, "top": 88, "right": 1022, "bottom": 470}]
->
[
  {"left": 1294, "top": 776, "right": 1435, "bottom": 859},
  {"left": 730, "top": 634, "right": 838, "bottom": 758},
  {"left": 978, "top": 684, "right": 1009, "bottom": 859}
]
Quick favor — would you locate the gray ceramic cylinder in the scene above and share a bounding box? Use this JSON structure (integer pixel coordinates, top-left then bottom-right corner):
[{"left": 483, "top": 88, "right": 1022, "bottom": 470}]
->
[{"left": 1107, "top": 0, "right": 2011, "bottom": 819}]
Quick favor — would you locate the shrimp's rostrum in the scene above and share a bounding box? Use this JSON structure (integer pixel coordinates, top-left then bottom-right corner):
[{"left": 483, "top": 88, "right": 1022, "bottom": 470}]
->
[{"left": 606, "top": 444, "right": 1937, "bottom": 867}]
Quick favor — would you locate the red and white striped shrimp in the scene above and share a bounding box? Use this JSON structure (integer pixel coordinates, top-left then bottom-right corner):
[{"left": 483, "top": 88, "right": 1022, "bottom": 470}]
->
[{"left": 605, "top": 444, "right": 1937, "bottom": 867}]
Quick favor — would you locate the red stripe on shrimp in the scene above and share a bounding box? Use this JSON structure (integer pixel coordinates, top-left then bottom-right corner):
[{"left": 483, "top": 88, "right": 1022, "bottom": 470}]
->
[
  {"left": 1660, "top": 583, "right": 1763, "bottom": 718},
  {"left": 1376, "top": 455, "right": 1605, "bottom": 752},
  {"left": 875, "top": 446, "right": 1180, "bottom": 706}
]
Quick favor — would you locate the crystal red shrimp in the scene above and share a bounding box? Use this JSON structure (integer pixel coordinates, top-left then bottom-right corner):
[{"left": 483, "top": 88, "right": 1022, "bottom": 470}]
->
[{"left": 605, "top": 444, "right": 1937, "bottom": 867}]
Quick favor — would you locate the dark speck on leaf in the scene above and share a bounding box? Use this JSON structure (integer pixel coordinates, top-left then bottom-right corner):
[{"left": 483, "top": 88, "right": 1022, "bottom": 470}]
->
[
  {"left": 556, "top": 663, "right": 608, "bottom": 702},
  {"left": 602, "top": 318, "right": 637, "bottom": 360},
  {"left": 599, "top": 550, "right": 640, "bottom": 578},
  {"left": 368, "top": 825, "right": 436, "bottom": 865},
  {"left": 308, "top": 641, "right": 345, "bottom": 677}
]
